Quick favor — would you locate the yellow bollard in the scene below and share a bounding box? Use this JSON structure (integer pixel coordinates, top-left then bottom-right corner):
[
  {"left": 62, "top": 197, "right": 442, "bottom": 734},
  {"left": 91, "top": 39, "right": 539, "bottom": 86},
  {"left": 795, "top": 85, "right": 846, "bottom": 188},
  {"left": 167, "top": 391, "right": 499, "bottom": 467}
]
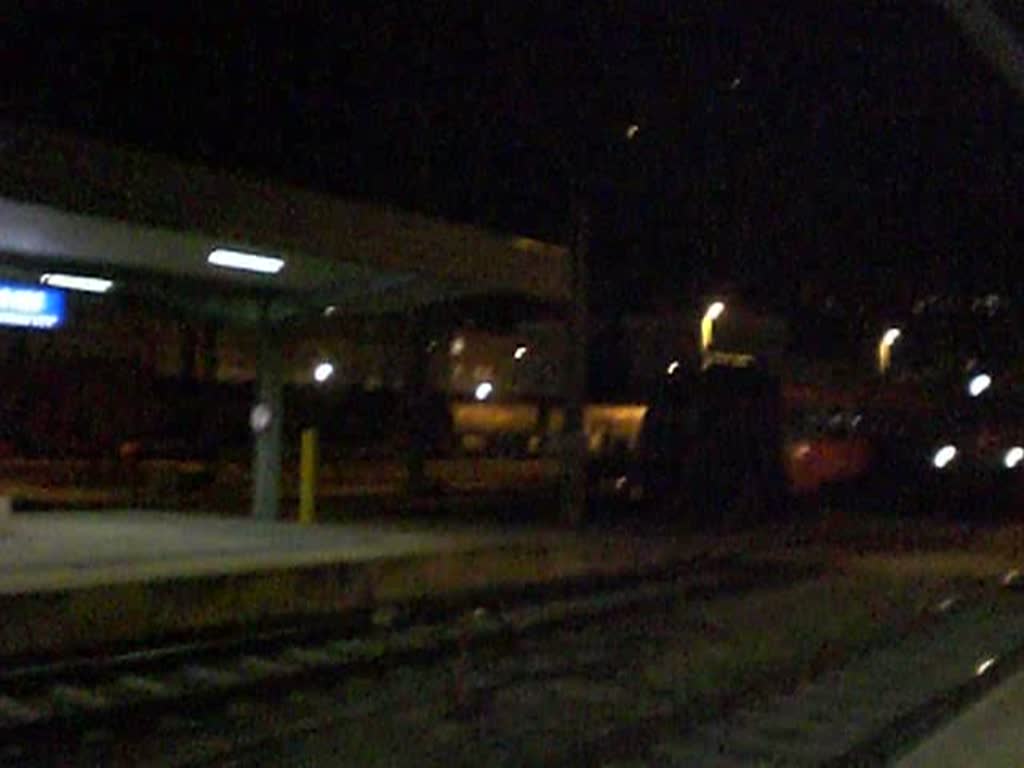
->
[{"left": 299, "top": 428, "right": 318, "bottom": 524}]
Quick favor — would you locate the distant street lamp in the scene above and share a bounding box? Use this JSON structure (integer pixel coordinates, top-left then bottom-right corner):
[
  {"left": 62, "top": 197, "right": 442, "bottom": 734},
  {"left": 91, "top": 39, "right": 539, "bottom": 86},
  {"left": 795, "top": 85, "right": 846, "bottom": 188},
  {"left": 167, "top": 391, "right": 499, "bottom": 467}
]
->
[
  {"left": 1005, "top": 446, "right": 1024, "bottom": 469},
  {"left": 933, "top": 444, "right": 958, "bottom": 470},
  {"left": 313, "top": 361, "right": 335, "bottom": 384},
  {"left": 701, "top": 301, "right": 726, "bottom": 354},
  {"left": 474, "top": 381, "right": 494, "bottom": 401},
  {"left": 968, "top": 372, "right": 992, "bottom": 397},
  {"left": 878, "top": 327, "right": 901, "bottom": 375}
]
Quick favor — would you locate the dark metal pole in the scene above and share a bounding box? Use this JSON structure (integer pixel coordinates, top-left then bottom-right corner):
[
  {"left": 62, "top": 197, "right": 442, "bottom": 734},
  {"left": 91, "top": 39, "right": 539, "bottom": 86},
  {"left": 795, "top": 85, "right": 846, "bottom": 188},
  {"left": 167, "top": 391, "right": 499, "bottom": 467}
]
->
[
  {"left": 404, "top": 313, "right": 432, "bottom": 497},
  {"left": 561, "top": 190, "right": 590, "bottom": 526},
  {"left": 252, "top": 320, "right": 284, "bottom": 520}
]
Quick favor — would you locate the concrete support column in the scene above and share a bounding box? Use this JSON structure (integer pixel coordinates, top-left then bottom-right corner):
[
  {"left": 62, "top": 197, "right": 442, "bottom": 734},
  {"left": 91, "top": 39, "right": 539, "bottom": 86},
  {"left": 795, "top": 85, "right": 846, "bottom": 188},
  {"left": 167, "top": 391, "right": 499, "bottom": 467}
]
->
[{"left": 252, "top": 326, "right": 284, "bottom": 520}]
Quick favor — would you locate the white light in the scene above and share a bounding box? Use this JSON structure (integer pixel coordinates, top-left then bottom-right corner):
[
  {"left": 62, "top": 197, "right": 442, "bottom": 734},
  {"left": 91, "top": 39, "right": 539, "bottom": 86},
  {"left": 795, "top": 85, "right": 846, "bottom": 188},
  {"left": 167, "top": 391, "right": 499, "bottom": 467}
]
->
[
  {"left": 313, "top": 362, "right": 335, "bottom": 383},
  {"left": 968, "top": 373, "right": 992, "bottom": 397},
  {"left": 323, "top": 305, "right": 338, "bottom": 317},
  {"left": 207, "top": 248, "right": 285, "bottom": 274},
  {"left": 474, "top": 381, "right": 494, "bottom": 401},
  {"left": 933, "top": 444, "right": 957, "bottom": 469},
  {"left": 881, "top": 328, "right": 901, "bottom": 347},
  {"left": 976, "top": 657, "right": 997, "bottom": 676},
  {"left": 1005, "top": 447, "right": 1024, "bottom": 469},
  {"left": 39, "top": 273, "right": 113, "bottom": 294},
  {"left": 625, "top": 124, "right": 640, "bottom": 140},
  {"left": 250, "top": 403, "right": 273, "bottom": 433},
  {"left": 514, "top": 345, "right": 528, "bottom": 360},
  {"left": 667, "top": 360, "right": 680, "bottom": 375},
  {"left": 878, "top": 328, "right": 902, "bottom": 375},
  {"left": 0, "top": 288, "right": 46, "bottom": 313},
  {"left": 704, "top": 301, "right": 726, "bottom": 322},
  {"left": 0, "top": 312, "right": 59, "bottom": 328},
  {"left": 936, "top": 596, "right": 959, "bottom": 613},
  {"left": 450, "top": 336, "right": 466, "bottom": 356}
]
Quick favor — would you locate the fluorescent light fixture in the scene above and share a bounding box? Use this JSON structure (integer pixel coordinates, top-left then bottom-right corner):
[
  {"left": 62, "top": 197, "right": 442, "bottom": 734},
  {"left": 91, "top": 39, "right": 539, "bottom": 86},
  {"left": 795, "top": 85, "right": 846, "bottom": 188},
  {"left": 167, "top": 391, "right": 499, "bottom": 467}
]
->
[
  {"left": 40, "top": 273, "right": 113, "bottom": 294},
  {"left": 207, "top": 248, "right": 285, "bottom": 275}
]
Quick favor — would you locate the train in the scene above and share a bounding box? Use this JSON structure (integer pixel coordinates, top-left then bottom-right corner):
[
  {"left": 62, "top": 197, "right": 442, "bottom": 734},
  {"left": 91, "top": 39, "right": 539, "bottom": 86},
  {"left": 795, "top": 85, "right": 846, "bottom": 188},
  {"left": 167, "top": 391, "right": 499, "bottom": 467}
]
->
[
  {"left": 600, "top": 359, "right": 1024, "bottom": 527},
  {"left": 6, "top": 353, "right": 1021, "bottom": 525}
]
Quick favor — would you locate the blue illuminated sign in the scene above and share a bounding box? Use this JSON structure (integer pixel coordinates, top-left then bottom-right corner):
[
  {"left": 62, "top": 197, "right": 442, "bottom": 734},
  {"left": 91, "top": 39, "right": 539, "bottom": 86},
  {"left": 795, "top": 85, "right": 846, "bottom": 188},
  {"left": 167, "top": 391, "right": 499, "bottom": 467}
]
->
[{"left": 0, "top": 282, "right": 65, "bottom": 329}]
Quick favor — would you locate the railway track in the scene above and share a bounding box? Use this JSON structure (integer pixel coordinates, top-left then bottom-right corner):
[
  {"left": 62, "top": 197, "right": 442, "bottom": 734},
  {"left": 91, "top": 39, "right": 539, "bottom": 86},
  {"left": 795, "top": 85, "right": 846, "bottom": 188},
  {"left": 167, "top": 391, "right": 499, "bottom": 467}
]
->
[
  {"left": 8, "top": 555, "right": 1020, "bottom": 766},
  {"left": 605, "top": 574, "right": 1024, "bottom": 766},
  {"left": 0, "top": 555, "right": 817, "bottom": 764}
]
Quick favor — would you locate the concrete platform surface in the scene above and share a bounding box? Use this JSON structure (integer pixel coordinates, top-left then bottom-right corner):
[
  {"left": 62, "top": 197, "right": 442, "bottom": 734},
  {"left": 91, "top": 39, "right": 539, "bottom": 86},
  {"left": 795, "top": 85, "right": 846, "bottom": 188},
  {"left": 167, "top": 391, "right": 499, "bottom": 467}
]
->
[
  {"left": 897, "top": 666, "right": 1024, "bottom": 768},
  {"left": 0, "top": 511, "right": 507, "bottom": 594},
  {"left": 0, "top": 511, "right": 715, "bottom": 658}
]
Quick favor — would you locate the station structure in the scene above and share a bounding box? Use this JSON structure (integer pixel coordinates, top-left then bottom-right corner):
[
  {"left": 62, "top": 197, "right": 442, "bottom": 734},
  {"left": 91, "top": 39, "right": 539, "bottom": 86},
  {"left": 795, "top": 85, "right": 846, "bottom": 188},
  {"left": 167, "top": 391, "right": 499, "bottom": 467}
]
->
[{"left": 0, "top": 124, "right": 575, "bottom": 521}]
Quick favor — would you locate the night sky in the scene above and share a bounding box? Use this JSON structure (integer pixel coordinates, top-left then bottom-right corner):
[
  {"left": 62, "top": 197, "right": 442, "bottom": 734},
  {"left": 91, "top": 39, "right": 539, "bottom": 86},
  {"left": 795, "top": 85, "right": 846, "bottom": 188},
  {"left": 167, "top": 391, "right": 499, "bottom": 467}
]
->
[{"left": 4, "top": 1, "right": 1023, "bottom": 321}]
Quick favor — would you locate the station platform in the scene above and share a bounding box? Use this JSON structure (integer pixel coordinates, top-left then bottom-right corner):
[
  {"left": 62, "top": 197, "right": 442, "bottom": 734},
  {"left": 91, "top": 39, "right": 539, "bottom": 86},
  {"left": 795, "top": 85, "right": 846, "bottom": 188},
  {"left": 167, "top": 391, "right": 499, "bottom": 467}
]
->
[{"left": 0, "top": 511, "right": 716, "bottom": 659}]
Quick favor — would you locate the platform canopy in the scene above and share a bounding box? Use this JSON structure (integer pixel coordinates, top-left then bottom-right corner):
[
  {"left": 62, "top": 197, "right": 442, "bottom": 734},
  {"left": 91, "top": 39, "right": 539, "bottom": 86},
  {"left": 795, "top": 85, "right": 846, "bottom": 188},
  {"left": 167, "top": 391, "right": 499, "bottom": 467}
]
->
[{"left": 0, "top": 123, "right": 570, "bottom": 325}]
